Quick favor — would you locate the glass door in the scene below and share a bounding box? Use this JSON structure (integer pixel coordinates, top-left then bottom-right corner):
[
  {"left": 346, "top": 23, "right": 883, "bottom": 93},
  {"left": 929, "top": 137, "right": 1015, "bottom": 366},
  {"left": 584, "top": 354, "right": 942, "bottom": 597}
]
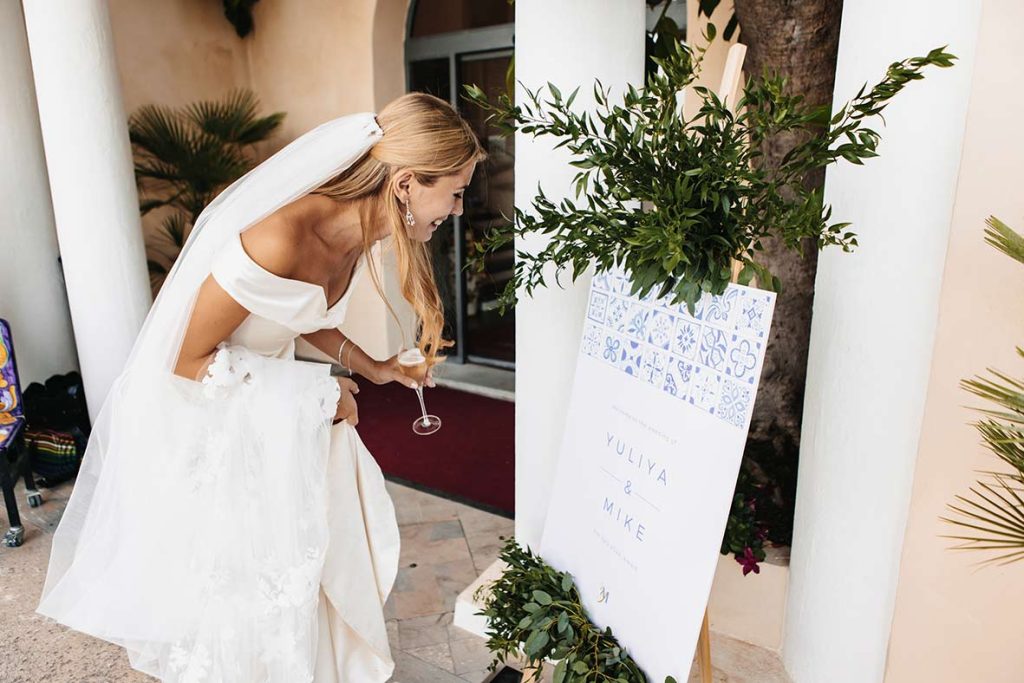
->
[
  {"left": 406, "top": 23, "right": 515, "bottom": 369},
  {"left": 457, "top": 51, "right": 514, "bottom": 367}
]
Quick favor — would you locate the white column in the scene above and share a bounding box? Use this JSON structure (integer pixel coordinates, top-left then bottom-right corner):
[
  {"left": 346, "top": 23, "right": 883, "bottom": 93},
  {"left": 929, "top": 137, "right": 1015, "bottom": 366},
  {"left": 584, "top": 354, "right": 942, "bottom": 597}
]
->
[
  {"left": 783, "top": 2, "right": 981, "bottom": 681},
  {"left": 0, "top": 2, "right": 78, "bottom": 386},
  {"left": 22, "top": 0, "right": 151, "bottom": 422},
  {"left": 514, "top": 0, "right": 645, "bottom": 549}
]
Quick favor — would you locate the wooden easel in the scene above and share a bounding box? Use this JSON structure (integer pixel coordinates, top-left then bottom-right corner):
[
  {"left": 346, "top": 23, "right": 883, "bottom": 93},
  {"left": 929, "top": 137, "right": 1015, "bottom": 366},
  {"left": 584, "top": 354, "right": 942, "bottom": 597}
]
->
[
  {"left": 694, "top": 40, "right": 748, "bottom": 683},
  {"left": 695, "top": 608, "right": 713, "bottom": 682},
  {"left": 523, "top": 41, "right": 748, "bottom": 683}
]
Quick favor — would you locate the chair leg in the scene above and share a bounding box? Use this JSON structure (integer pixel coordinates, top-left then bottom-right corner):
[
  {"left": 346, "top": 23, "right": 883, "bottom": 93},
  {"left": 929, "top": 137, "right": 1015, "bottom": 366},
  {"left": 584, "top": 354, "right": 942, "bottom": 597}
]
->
[
  {"left": 1, "top": 451, "right": 25, "bottom": 547},
  {"left": 22, "top": 442, "right": 42, "bottom": 508}
]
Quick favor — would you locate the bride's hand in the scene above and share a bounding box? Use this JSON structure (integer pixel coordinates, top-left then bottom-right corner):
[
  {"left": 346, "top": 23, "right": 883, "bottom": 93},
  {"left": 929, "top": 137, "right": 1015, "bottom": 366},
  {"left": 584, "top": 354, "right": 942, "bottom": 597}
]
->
[
  {"left": 372, "top": 353, "right": 436, "bottom": 389},
  {"left": 333, "top": 377, "right": 360, "bottom": 426}
]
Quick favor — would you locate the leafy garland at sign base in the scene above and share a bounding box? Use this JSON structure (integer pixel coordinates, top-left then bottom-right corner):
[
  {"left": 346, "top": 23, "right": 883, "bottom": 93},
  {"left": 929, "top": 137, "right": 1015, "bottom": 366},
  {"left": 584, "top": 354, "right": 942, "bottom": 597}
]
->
[
  {"left": 461, "top": 30, "right": 955, "bottom": 316},
  {"left": 474, "top": 535, "right": 680, "bottom": 683}
]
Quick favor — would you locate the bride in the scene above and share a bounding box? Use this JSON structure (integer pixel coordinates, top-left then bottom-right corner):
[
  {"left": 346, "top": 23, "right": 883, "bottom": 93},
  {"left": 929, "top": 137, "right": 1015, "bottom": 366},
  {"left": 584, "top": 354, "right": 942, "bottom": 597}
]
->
[{"left": 34, "top": 92, "right": 485, "bottom": 682}]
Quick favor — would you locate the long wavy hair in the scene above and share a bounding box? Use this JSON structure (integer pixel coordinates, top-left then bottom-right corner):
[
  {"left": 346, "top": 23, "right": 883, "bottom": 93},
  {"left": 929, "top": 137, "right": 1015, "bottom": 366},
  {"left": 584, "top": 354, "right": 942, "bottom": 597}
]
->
[{"left": 311, "top": 93, "right": 486, "bottom": 365}]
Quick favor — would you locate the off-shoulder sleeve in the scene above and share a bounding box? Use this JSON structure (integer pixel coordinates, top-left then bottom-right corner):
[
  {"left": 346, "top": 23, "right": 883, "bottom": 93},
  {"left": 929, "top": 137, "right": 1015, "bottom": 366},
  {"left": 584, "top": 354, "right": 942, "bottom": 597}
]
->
[{"left": 209, "top": 234, "right": 326, "bottom": 331}]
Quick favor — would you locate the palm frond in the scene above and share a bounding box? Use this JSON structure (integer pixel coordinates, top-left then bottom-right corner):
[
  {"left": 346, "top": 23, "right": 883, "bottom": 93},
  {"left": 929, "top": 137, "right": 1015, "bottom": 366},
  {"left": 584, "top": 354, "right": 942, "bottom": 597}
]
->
[
  {"left": 975, "top": 420, "right": 1024, "bottom": 473},
  {"left": 185, "top": 89, "right": 284, "bottom": 145},
  {"left": 942, "top": 215, "right": 1024, "bottom": 564},
  {"left": 160, "top": 212, "right": 189, "bottom": 249},
  {"left": 187, "top": 132, "right": 252, "bottom": 188},
  {"left": 130, "top": 88, "right": 283, "bottom": 295},
  {"left": 983, "top": 215, "right": 1024, "bottom": 267},
  {"left": 139, "top": 197, "right": 173, "bottom": 215},
  {"left": 129, "top": 105, "right": 195, "bottom": 169},
  {"left": 237, "top": 111, "right": 286, "bottom": 145},
  {"left": 943, "top": 473, "right": 1024, "bottom": 554}
]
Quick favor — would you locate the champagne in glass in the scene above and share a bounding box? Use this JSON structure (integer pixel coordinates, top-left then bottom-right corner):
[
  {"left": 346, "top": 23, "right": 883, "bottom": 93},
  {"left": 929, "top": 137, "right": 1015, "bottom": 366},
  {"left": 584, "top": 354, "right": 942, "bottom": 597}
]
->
[{"left": 398, "top": 347, "right": 440, "bottom": 435}]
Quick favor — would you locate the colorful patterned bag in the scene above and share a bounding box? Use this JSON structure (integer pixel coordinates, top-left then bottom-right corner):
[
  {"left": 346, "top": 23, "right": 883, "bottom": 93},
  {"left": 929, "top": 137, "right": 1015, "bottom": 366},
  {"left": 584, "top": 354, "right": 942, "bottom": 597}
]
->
[{"left": 25, "top": 427, "right": 80, "bottom": 487}]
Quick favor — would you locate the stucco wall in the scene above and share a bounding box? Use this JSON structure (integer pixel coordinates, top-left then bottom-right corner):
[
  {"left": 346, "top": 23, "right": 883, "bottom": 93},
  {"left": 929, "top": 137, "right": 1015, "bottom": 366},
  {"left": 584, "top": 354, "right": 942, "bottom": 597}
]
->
[
  {"left": 885, "top": 2, "right": 1024, "bottom": 681},
  {"left": 109, "top": 0, "right": 250, "bottom": 115}
]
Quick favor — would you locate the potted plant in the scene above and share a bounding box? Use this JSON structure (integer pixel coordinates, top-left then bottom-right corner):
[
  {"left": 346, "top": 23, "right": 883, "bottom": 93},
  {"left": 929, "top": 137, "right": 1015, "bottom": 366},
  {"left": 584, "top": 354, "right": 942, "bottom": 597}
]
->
[{"left": 128, "top": 88, "right": 284, "bottom": 291}]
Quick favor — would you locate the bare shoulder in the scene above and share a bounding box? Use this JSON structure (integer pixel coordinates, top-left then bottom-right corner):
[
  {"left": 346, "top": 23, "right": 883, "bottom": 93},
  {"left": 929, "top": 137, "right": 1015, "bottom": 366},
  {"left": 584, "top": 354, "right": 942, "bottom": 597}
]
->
[{"left": 238, "top": 209, "right": 308, "bottom": 278}]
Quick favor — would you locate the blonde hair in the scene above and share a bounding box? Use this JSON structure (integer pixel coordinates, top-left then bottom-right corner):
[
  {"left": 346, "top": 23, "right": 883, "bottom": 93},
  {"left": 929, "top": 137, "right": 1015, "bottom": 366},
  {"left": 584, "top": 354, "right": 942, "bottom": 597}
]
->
[{"left": 312, "top": 92, "right": 487, "bottom": 366}]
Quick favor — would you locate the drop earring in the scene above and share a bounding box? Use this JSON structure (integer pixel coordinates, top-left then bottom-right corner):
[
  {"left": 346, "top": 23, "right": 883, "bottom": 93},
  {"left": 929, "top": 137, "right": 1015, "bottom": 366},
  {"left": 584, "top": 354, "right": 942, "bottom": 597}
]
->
[{"left": 403, "top": 197, "right": 415, "bottom": 227}]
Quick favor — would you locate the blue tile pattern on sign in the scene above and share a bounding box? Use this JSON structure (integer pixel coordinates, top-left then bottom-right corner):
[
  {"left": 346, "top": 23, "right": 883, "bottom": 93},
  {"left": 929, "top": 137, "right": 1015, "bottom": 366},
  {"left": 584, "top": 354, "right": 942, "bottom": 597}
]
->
[{"left": 581, "top": 267, "right": 774, "bottom": 430}]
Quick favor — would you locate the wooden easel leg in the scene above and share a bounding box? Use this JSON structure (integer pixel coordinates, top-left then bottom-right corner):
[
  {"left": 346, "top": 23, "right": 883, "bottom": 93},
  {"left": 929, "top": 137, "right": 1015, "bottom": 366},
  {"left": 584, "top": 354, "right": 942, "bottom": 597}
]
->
[{"left": 696, "top": 608, "right": 712, "bottom": 683}]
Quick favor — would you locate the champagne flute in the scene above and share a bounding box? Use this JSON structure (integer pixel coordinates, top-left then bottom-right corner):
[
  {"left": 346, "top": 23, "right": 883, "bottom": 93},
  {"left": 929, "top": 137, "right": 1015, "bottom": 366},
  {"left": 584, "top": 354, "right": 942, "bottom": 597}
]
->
[{"left": 397, "top": 348, "right": 441, "bottom": 435}]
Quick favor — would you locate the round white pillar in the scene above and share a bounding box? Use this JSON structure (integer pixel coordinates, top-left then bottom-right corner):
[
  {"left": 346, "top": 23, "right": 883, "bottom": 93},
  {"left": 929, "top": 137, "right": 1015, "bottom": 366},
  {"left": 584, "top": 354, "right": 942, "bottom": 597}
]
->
[
  {"left": 22, "top": 0, "right": 151, "bottom": 422},
  {"left": 513, "top": 0, "right": 645, "bottom": 549},
  {"left": 783, "top": 2, "right": 981, "bottom": 681},
  {"left": 0, "top": 2, "right": 78, "bottom": 387}
]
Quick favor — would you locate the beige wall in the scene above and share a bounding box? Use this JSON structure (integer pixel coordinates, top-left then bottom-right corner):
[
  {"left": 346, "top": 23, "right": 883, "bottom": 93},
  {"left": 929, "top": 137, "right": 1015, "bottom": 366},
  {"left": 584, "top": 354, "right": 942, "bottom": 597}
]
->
[
  {"left": 374, "top": 0, "right": 413, "bottom": 110},
  {"left": 248, "top": 0, "right": 376, "bottom": 146},
  {"left": 110, "top": 0, "right": 250, "bottom": 115},
  {"left": 108, "top": 0, "right": 414, "bottom": 361},
  {"left": 108, "top": 0, "right": 251, "bottom": 272},
  {"left": 885, "top": 2, "right": 1024, "bottom": 681}
]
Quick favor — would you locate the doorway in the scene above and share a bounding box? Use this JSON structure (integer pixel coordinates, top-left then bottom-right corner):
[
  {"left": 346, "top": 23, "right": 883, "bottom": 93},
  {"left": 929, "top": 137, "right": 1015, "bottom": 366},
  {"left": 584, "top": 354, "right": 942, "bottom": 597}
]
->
[{"left": 406, "top": 3, "right": 515, "bottom": 370}]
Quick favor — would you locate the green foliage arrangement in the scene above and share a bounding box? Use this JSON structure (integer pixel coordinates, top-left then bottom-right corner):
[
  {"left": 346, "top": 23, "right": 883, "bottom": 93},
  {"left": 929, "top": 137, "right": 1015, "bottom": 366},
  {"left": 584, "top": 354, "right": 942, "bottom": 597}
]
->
[
  {"left": 475, "top": 536, "right": 680, "bottom": 683},
  {"left": 462, "top": 32, "right": 955, "bottom": 315},
  {"left": 942, "top": 216, "right": 1024, "bottom": 566},
  {"left": 128, "top": 88, "right": 284, "bottom": 287},
  {"left": 722, "top": 432, "right": 797, "bottom": 574}
]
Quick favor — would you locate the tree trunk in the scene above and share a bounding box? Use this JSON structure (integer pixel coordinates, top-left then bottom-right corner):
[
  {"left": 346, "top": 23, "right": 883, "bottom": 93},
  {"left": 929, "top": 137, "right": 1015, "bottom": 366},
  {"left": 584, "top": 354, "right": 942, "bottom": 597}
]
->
[{"left": 731, "top": 0, "right": 843, "bottom": 490}]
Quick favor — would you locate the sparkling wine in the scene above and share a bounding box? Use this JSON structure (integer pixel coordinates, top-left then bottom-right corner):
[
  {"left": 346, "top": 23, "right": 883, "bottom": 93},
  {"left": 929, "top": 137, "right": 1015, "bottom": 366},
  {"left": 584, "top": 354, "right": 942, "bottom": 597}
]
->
[
  {"left": 396, "top": 347, "right": 441, "bottom": 435},
  {"left": 397, "top": 347, "right": 429, "bottom": 384}
]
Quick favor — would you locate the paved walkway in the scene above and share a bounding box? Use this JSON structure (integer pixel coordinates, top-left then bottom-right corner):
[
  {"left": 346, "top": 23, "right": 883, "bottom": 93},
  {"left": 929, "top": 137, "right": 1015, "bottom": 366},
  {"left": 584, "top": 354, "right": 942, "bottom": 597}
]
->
[{"left": 1, "top": 475, "right": 789, "bottom": 682}]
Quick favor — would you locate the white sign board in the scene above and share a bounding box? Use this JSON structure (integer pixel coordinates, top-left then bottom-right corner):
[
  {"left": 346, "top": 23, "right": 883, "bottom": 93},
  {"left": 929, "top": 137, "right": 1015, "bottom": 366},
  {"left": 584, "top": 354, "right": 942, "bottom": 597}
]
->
[{"left": 539, "top": 267, "right": 776, "bottom": 682}]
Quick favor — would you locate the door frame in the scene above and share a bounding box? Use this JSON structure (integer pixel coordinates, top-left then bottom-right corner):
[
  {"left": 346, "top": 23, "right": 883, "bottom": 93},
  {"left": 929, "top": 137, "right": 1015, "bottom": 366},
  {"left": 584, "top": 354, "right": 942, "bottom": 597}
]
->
[{"left": 406, "top": 16, "right": 515, "bottom": 369}]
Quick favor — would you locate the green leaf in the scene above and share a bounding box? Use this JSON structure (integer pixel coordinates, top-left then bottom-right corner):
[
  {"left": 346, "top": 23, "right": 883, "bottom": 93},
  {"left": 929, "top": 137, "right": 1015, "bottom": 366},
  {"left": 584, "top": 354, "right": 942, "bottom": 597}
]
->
[
  {"left": 554, "top": 658, "right": 568, "bottom": 683},
  {"left": 525, "top": 628, "right": 550, "bottom": 657}
]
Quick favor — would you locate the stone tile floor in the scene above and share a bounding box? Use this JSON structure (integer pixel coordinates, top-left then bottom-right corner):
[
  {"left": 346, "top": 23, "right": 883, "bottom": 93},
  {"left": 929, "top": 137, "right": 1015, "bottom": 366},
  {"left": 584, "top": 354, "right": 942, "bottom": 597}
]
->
[{"left": 1, "top": 474, "right": 789, "bottom": 682}]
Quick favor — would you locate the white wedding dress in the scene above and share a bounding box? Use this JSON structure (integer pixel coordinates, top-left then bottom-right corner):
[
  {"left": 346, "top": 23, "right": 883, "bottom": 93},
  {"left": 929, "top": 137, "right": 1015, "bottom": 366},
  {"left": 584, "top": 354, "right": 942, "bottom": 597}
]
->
[{"left": 36, "top": 229, "right": 401, "bottom": 682}]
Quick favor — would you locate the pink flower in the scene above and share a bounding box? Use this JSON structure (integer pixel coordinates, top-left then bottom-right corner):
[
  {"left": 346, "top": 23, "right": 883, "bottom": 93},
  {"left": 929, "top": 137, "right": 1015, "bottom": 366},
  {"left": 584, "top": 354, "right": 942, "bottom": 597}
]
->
[{"left": 739, "top": 547, "right": 761, "bottom": 576}]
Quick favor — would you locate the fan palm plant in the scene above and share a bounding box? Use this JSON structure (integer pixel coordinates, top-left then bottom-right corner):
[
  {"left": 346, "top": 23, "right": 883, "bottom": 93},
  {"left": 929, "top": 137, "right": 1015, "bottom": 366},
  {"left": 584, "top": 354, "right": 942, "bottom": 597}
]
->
[
  {"left": 942, "top": 216, "right": 1024, "bottom": 566},
  {"left": 129, "top": 88, "right": 284, "bottom": 290}
]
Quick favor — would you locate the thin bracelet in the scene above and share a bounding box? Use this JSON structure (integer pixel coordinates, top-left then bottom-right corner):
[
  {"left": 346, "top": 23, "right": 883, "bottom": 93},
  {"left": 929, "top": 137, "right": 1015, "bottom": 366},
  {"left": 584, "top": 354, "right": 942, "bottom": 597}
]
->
[
  {"left": 344, "top": 341, "right": 357, "bottom": 371},
  {"left": 337, "top": 339, "right": 350, "bottom": 369}
]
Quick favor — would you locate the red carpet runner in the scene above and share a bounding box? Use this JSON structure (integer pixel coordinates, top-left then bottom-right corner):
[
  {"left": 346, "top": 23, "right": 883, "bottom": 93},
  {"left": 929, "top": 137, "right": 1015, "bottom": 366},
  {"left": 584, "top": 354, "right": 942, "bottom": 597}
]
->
[{"left": 352, "top": 378, "right": 515, "bottom": 517}]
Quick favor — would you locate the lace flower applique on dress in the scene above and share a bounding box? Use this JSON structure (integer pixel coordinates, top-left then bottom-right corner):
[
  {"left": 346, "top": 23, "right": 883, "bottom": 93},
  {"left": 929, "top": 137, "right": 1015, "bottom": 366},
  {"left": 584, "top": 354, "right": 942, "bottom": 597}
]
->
[
  {"left": 314, "top": 373, "right": 341, "bottom": 424},
  {"left": 200, "top": 342, "right": 254, "bottom": 399}
]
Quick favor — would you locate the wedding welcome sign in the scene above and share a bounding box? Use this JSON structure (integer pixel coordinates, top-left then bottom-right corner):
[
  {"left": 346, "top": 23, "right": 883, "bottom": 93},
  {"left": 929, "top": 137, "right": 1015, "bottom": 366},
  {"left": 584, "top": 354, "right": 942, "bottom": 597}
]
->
[{"left": 539, "top": 266, "right": 776, "bottom": 682}]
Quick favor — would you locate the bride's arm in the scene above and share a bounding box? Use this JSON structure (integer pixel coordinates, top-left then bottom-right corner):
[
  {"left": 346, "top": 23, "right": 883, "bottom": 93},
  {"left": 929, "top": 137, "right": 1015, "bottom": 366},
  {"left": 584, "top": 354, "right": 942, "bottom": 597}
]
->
[
  {"left": 174, "top": 219, "right": 297, "bottom": 381},
  {"left": 173, "top": 275, "right": 251, "bottom": 381},
  {"left": 301, "top": 328, "right": 431, "bottom": 389},
  {"left": 301, "top": 328, "right": 384, "bottom": 383}
]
